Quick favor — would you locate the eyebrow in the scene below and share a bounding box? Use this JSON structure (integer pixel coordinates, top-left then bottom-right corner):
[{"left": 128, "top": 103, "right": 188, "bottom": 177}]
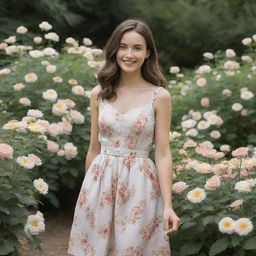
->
[{"left": 119, "top": 43, "right": 143, "bottom": 47}]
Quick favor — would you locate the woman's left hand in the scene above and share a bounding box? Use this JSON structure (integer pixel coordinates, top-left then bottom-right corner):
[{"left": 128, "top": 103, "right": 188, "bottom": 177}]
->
[{"left": 163, "top": 207, "right": 180, "bottom": 234}]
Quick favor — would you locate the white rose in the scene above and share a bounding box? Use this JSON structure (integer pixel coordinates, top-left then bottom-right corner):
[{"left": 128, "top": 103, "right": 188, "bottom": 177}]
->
[
  {"left": 210, "top": 130, "right": 221, "bottom": 139},
  {"left": 203, "top": 52, "right": 214, "bottom": 59},
  {"left": 46, "top": 65, "right": 57, "bottom": 73},
  {"left": 19, "top": 97, "right": 31, "bottom": 106},
  {"left": 234, "top": 180, "right": 251, "bottom": 192},
  {"left": 44, "top": 32, "right": 59, "bottom": 42},
  {"left": 225, "top": 49, "right": 236, "bottom": 58},
  {"left": 240, "top": 90, "right": 254, "bottom": 100},
  {"left": 39, "top": 21, "right": 52, "bottom": 31},
  {"left": 72, "top": 85, "right": 85, "bottom": 96},
  {"left": 242, "top": 38, "right": 252, "bottom": 46},
  {"left": 29, "top": 50, "right": 44, "bottom": 58},
  {"left": 232, "top": 103, "right": 243, "bottom": 111},
  {"left": 42, "top": 89, "right": 58, "bottom": 102},
  {"left": 196, "top": 77, "right": 207, "bottom": 87},
  {"left": 33, "top": 37, "right": 42, "bottom": 44},
  {"left": 16, "top": 26, "right": 28, "bottom": 34},
  {"left": 197, "top": 120, "right": 210, "bottom": 130},
  {"left": 169, "top": 66, "right": 180, "bottom": 74},
  {"left": 83, "top": 37, "right": 93, "bottom": 46}
]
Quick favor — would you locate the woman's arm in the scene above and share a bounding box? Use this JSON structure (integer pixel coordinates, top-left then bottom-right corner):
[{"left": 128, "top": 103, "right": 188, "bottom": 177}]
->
[
  {"left": 154, "top": 88, "right": 180, "bottom": 233},
  {"left": 85, "top": 85, "right": 101, "bottom": 172}
]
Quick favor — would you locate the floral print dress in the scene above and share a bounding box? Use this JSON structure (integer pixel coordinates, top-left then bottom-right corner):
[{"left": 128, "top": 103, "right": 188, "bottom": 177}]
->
[{"left": 68, "top": 86, "right": 170, "bottom": 256}]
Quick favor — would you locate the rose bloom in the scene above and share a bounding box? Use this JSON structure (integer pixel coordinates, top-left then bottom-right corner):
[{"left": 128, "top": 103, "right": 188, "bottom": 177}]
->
[
  {"left": 64, "top": 142, "right": 78, "bottom": 160},
  {"left": 203, "top": 52, "right": 214, "bottom": 59},
  {"left": 219, "top": 145, "right": 230, "bottom": 152},
  {"left": 187, "top": 187, "right": 206, "bottom": 203},
  {"left": 0, "top": 68, "right": 11, "bottom": 75},
  {"left": 241, "top": 90, "right": 254, "bottom": 100},
  {"left": 24, "top": 211, "right": 45, "bottom": 236},
  {"left": 210, "top": 130, "right": 221, "bottom": 139},
  {"left": 234, "top": 180, "right": 251, "bottom": 192},
  {"left": 69, "top": 109, "right": 85, "bottom": 124},
  {"left": 42, "top": 47, "right": 58, "bottom": 56},
  {"left": 225, "top": 49, "right": 236, "bottom": 58},
  {"left": 4, "top": 36, "right": 16, "bottom": 44},
  {"left": 52, "top": 101, "right": 68, "bottom": 116},
  {"left": 35, "top": 119, "right": 49, "bottom": 129},
  {"left": 181, "top": 119, "right": 197, "bottom": 129},
  {"left": 24, "top": 72, "right": 38, "bottom": 83},
  {"left": 206, "top": 114, "right": 223, "bottom": 126},
  {"left": 204, "top": 175, "right": 221, "bottom": 190},
  {"left": 91, "top": 48, "right": 103, "bottom": 55},
  {"left": 28, "top": 154, "right": 42, "bottom": 166},
  {"left": 63, "top": 99, "right": 76, "bottom": 108},
  {"left": 39, "top": 21, "right": 52, "bottom": 31},
  {"left": 29, "top": 50, "right": 44, "bottom": 58},
  {"left": 197, "top": 120, "right": 210, "bottom": 130},
  {"left": 196, "top": 77, "right": 207, "bottom": 87},
  {"left": 72, "top": 85, "right": 85, "bottom": 96},
  {"left": 183, "top": 139, "right": 197, "bottom": 149},
  {"left": 230, "top": 199, "right": 243, "bottom": 209},
  {"left": 33, "top": 178, "right": 48, "bottom": 195},
  {"left": 46, "top": 65, "right": 57, "bottom": 73},
  {"left": 16, "top": 156, "right": 35, "bottom": 169},
  {"left": 172, "top": 181, "right": 189, "bottom": 194},
  {"left": 224, "top": 60, "right": 240, "bottom": 70},
  {"left": 190, "top": 111, "right": 202, "bottom": 120},
  {"left": 0, "top": 42, "right": 8, "bottom": 50},
  {"left": 197, "top": 65, "right": 212, "bottom": 74},
  {"left": 222, "top": 88, "right": 232, "bottom": 96},
  {"left": 68, "top": 79, "right": 78, "bottom": 85},
  {"left": 169, "top": 66, "right": 180, "bottom": 74},
  {"left": 19, "top": 97, "right": 31, "bottom": 106},
  {"left": 27, "top": 109, "right": 43, "bottom": 118},
  {"left": 185, "top": 128, "right": 198, "bottom": 137},
  {"left": 234, "top": 218, "right": 253, "bottom": 236},
  {"left": 42, "top": 89, "right": 58, "bottom": 102},
  {"left": 83, "top": 37, "right": 93, "bottom": 46},
  {"left": 0, "top": 143, "right": 13, "bottom": 159},
  {"left": 59, "top": 120, "right": 73, "bottom": 135},
  {"left": 47, "top": 140, "right": 59, "bottom": 153},
  {"left": 241, "top": 55, "right": 253, "bottom": 63},
  {"left": 242, "top": 37, "right": 252, "bottom": 46},
  {"left": 83, "top": 51, "right": 94, "bottom": 60},
  {"left": 33, "top": 36, "right": 42, "bottom": 44},
  {"left": 169, "top": 131, "right": 181, "bottom": 141},
  {"left": 201, "top": 97, "right": 209, "bottom": 107},
  {"left": 65, "top": 37, "right": 78, "bottom": 46},
  {"left": 193, "top": 162, "right": 212, "bottom": 173},
  {"left": 41, "top": 60, "right": 51, "bottom": 66},
  {"left": 27, "top": 123, "right": 46, "bottom": 133},
  {"left": 232, "top": 147, "right": 249, "bottom": 158},
  {"left": 218, "top": 217, "right": 235, "bottom": 234},
  {"left": 16, "top": 26, "right": 28, "bottom": 34},
  {"left": 57, "top": 149, "right": 65, "bottom": 156},
  {"left": 231, "top": 103, "right": 243, "bottom": 111},
  {"left": 53, "top": 76, "right": 63, "bottom": 83},
  {"left": 47, "top": 123, "right": 63, "bottom": 137}
]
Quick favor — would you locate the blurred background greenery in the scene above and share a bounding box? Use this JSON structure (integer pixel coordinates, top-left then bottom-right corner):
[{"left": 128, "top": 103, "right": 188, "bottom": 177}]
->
[{"left": 1, "top": 0, "right": 256, "bottom": 70}]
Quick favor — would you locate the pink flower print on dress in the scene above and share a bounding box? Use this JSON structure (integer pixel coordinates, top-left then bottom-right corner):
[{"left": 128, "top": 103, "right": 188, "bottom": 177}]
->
[
  {"left": 85, "top": 207, "right": 96, "bottom": 228},
  {"left": 98, "top": 223, "right": 111, "bottom": 239},
  {"left": 123, "top": 152, "right": 137, "bottom": 169},
  {"left": 78, "top": 188, "right": 88, "bottom": 207},
  {"left": 152, "top": 246, "right": 171, "bottom": 256},
  {"left": 79, "top": 234, "right": 96, "bottom": 254},
  {"left": 118, "top": 200, "right": 147, "bottom": 232},
  {"left": 91, "top": 163, "right": 103, "bottom": 181},
  {"left": 125, "top": 135, "right": 137, "bottom": 149},
  {"left": 133, "top": 114, "right": 148, "bottom": 134},
  {"left": 99, "top": 114, "right": 112, "bottom": 137},
  {"left": 117, "top": 183, "right": 135, "bottom": 205},
  {"left": 139, "top": 216, "right": 161, "bottom": 241},
  {"left": 112, "top": 138, "right": 120, "bottom": 147},
  {"left": 122, "top": 246, "right": 143, "bottom": 256}
]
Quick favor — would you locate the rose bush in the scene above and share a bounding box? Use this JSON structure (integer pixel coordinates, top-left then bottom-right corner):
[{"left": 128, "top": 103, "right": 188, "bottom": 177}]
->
[{"left": 169, "top": 35, "right": 256, "bottom": 149}]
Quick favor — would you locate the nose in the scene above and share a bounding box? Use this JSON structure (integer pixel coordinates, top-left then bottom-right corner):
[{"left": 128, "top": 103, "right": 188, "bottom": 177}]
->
[{"left": 125, "top": 48, "right": 133, "bottom": 57}]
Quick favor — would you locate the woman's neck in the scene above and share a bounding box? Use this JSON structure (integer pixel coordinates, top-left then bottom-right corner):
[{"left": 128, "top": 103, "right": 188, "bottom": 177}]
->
[{"left": 119, "top": 71, "right": 145, "bottom": 88}]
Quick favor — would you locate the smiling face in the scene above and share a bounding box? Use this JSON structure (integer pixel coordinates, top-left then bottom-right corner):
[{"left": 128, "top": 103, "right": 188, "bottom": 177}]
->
[{"left": 116, "top": 30, "right": 150, "bottom": 74}]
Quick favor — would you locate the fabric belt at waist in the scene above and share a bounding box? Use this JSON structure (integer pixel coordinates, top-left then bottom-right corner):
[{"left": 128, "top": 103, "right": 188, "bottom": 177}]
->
[{"left": 100, "top": 146, "right": 149, "bottom": 158}]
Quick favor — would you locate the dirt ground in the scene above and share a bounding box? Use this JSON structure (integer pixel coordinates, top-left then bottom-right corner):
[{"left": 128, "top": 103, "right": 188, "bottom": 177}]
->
[{"left": 20, "top": 209, "right": 73, "bottom": 256}]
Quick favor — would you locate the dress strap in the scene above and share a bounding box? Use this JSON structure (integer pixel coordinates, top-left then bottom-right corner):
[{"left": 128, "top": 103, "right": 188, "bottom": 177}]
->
[{"left": 151, "top": 87, "right": 162, "bottom": 101}]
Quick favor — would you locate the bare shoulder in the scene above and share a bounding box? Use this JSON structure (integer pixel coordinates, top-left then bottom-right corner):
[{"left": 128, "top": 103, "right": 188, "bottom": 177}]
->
[
  {"left": 157, "top": 87, "right": 172, "bottom": 105},
  {"left": 90, "top": 84, "right": 101, "bottom": 99}
]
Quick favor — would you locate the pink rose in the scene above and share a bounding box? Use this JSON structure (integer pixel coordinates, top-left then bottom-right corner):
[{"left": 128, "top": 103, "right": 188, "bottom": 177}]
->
[
  {"left": 0, "top": 143, "right": 14, "bottom": 159},
  {"left": 230, "top": 199, "right": 243, "bottom": 209},
  {"left": 204, "top": 175, "right": 221, "bottom": 190},
  {"left": 172, "top": 181, "right": 189, "bottom": 194},
  {"left": 47, "top": 140, "right": 59, "bottom": 153},
  {"left": 232, "top": 147, "right": 249, "bottom": 158}
]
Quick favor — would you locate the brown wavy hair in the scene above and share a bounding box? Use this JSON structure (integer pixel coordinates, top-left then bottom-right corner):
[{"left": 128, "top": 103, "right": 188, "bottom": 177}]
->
[{"left": 97, "top": 18, "right": 166, "bottom": 101}]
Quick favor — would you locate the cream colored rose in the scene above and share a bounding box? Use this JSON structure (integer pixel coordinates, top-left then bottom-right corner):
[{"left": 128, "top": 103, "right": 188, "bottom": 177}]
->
[
  {"left": 232, "top": 103, "right": 243, "bottom": 111},
  {"left": 242, "top": 38, "right": 252, "bottom": 46},
  {"left": 83, "top": 37, "right": 93, "bottom": 46},
  {"left": 169, "top": 66, "right": 180, "bottom": 74},
  {"left": 42, "top": 89, "right": 58, "bottom": 102},
  {"left": 196, "top": 77, "right": 207, "bottom": 87},
  {"left": 53, "top": 76, "right": 63, "bottom": 83},
  {"left": 201, "top": 97, "right": 210, "bottom": 107},
  {"left": 172, "top": 181, "right": 189, "bottom": 194},
  {"left": 203, "top": 52, "right": 214, "bottom": 59},
  {"left": 197, "top": 65, "right": 212, "bottom": 74},
  {"left": 204, "top": 175, "right": 221, "bottom": 190},
  {"left": 33, "top": 36, "right": 42, "bottom": 44},
  {"left": 185, "top": 128, "right": 198, "bottom": 137},
  {"left": 16, "top": 26, "right": 28, "bottom": 34},
  {"left": 39, "top": 21, "right": 52, "bottom": 31},
  {"left": 19, "top": 97, "right": 31, "bottom": 106},
  {"left": 45, "top": 32, "right": 59, "bottom": 42},
  {"left": 29, "top": 50, "right": 44, "bottom": 58},
  {"left": 241, "top": 55, "right": 253, "bottom": 63},
  {"left": 197, "top": 120, "right": 210, "bottom": 130},
  {"left": 83, "top": 51, "right": 94, "bottom": 60},
  {"left": 24, "top": 73, "right": 38, "bottom": 83},
  {"left": 240, "top": 90, "right": 254, "bottom": 100},
  {"left": 46, "top": 65, "right": 57, "bottom": 73},
  {"left": 225, "top": 49, "right": 236, "bottom": 58},
  {"left": 222, "top": 88, "right": 232, "bottom": 96},
  {"left": 0, "top": 68, "right": 11, "bottom": 75},
  {"left": 181, "top": 119, "right": 197, "bottom": 129},
  {"left": 193, "top": 162, "right": 212, "bottom": 173},
  {"left": 42, "top": 47, "right": 58, "bottom": 56},
  {"left": 13, "top": 83, "right": 25, "bottom": 91},
  {"left": 220, "top": 145, "right": 230, "bottom": 152},
  {"left": 4, "top": 36, "right": 16, "bottom": 44},
  {"left": 210, "top": 130, "right": 221, "bottom": 139},
  {"left": 234, "top": 180, "right": 251, "bottom": 192}
]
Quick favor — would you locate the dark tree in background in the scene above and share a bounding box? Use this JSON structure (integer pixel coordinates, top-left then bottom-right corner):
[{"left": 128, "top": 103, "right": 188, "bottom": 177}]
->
[{"left": 1, "top": 0, "right": 256, "bottom": 69}]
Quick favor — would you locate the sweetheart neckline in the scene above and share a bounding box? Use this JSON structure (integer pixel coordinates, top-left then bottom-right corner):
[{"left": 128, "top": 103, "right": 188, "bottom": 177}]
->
[{"left": 101, "top": 100, "right": 154, "bottom": 117}]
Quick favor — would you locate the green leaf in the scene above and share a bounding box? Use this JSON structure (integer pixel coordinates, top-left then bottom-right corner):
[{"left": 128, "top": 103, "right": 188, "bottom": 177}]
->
[
  {"left": 0, "top": 240, "right": 14, "bottom": 255},
  {"left": 179, "top": 240, "right": 203, "bottom": 255},
  {"left": 243, "top": 236, "right": 256, "bottom": 250},
  {"left": 209, "top": 237, "right": 229, "bottom": 256}
]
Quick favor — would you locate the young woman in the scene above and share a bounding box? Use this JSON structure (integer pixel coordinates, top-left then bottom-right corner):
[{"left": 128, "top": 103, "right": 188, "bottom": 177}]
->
[{"left": 68, "top": 18, "right": 180, "bottom": 256}]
